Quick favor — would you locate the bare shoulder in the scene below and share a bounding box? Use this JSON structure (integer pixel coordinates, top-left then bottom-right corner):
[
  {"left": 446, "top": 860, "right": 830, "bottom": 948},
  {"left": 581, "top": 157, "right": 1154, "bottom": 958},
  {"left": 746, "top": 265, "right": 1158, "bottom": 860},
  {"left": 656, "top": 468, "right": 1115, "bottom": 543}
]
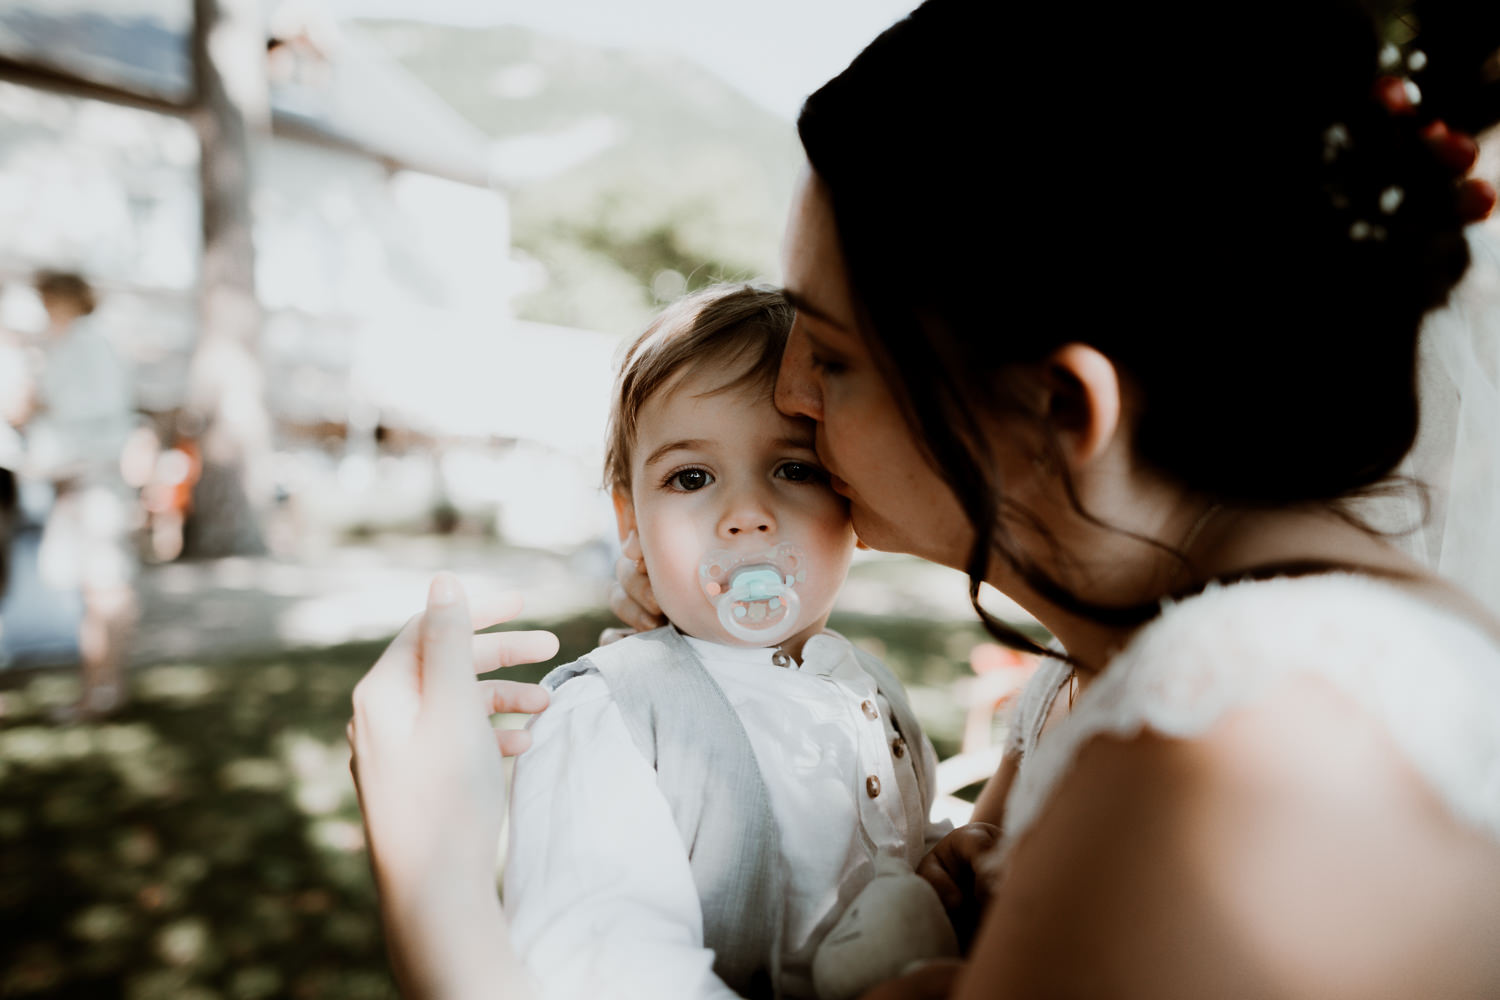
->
[{"left": 959, "top": 674, "right": 1500, "bottom": 1000}]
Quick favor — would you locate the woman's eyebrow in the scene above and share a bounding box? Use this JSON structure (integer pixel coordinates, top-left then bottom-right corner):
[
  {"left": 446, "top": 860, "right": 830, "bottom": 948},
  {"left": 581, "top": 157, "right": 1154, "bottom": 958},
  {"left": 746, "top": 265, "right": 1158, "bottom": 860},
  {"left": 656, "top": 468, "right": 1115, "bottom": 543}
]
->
[
  {"left": 783, "top": 289, "right": 851, "bottom": 332},
  {"left": 643, "top": 439, "right": 706, "bottom": 466},
  {"left": 799, "top": 327, "right": 843, "bottom": 360}
]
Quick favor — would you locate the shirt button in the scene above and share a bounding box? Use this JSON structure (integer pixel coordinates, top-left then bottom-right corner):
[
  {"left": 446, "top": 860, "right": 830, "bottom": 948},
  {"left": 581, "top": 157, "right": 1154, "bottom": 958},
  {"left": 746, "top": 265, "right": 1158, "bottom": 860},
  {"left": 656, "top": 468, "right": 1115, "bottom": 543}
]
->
[
  {"left": 891, "top": 737, "right": 907, "bottom": 759},
  {"left": 861, "top": 699, "right": 878, "bottom": 720},
  {"left": 866, "top": 775, "right": 881, "bottom": 798}
]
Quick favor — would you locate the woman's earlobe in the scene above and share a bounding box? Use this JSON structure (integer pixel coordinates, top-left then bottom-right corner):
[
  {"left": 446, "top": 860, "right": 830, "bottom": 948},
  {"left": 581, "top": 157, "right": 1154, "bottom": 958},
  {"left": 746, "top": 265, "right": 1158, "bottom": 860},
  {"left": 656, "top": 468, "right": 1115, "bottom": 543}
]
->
[{"left": 1044, "top": 344, "right": 1123, "bottom": 467}]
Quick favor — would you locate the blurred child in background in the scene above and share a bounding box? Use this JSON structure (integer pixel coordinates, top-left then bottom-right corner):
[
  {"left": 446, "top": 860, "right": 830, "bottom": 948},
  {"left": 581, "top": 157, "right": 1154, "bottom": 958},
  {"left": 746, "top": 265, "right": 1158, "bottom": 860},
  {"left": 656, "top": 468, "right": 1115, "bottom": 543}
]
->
[{"left": 26, "top": 271, "right": 138, "bottom": 719}]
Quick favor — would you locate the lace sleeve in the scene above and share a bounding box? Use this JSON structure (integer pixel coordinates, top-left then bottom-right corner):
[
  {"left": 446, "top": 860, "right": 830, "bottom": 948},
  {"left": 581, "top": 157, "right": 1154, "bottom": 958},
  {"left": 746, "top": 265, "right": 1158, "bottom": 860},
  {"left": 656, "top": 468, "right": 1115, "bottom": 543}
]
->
[{"left": 993, "top": 575, "right": 1500, "bottom": 866}]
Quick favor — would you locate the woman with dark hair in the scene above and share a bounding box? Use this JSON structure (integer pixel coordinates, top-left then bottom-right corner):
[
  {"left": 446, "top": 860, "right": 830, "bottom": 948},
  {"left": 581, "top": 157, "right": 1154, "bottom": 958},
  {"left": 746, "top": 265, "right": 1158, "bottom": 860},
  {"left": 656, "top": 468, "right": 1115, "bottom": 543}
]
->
[{"left": 348, "top": 1, "right": 1500, "bottom": 996}]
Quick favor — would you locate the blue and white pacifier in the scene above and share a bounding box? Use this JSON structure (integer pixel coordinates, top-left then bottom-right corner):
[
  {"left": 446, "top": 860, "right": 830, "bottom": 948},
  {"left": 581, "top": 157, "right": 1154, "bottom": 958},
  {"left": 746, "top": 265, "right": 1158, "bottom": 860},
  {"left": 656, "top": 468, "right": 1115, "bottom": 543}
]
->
[{"left": 698, "top": 542, "right": 807, "bottom": 645}]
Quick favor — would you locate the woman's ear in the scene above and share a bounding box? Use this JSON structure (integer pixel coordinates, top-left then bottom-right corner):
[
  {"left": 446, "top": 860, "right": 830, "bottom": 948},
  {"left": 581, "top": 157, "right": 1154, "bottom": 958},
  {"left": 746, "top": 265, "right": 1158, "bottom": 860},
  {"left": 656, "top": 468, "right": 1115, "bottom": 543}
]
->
[{"left": 1040, "top": 344, "right": 1123, "bottom": 468}]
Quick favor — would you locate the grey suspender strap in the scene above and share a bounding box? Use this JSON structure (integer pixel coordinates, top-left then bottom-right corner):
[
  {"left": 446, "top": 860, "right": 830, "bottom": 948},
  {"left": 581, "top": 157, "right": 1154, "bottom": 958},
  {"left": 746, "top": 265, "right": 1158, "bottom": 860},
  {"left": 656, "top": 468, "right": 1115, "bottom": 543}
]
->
[
  {"left": 1005, "top": 654, "right": 1074, "bottom": 760},
  {"left": 542, "top": 627, "right": 785, "bottom": 999}
]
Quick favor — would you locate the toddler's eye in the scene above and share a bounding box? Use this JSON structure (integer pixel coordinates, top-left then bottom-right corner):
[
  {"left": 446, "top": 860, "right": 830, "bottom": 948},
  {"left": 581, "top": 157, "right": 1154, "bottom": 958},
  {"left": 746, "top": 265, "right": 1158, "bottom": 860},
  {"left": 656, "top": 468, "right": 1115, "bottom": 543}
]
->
[
  {"left": 668, "top": 468, "right": 712, "bottom": 491},
  {"left": 776, "top": 462, "right": 826, "bottom": 484}
]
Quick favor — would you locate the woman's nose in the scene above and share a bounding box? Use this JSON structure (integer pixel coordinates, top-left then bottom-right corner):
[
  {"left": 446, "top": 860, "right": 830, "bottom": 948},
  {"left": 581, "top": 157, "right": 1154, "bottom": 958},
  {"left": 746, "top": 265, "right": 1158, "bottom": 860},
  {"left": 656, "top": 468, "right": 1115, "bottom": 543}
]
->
[
  {"left": 719, "top": 490, "right": 777, "bottom": 538},
  {"left": 775, "top": 327, "right": 823, "bottom": 421}
]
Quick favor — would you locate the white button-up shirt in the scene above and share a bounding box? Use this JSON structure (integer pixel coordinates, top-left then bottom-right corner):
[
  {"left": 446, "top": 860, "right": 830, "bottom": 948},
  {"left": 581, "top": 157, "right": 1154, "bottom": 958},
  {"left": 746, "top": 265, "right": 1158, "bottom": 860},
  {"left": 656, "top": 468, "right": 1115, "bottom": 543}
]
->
[{"left": 504, "top": 631, "right": 947, "bottom": 1000}]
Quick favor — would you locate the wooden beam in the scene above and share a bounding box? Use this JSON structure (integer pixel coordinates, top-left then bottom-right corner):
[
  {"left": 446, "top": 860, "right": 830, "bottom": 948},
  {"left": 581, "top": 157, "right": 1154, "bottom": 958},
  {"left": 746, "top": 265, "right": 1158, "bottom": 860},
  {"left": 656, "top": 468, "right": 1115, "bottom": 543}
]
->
[
  {"left": 0, "top": 50, "right": 492, "bottom": 190},
  {"left": 0, "top": 53, "right": 192, "bottom": 116},
  {"left": 269, "top": 113, "right": 489, "bottom": 188}
]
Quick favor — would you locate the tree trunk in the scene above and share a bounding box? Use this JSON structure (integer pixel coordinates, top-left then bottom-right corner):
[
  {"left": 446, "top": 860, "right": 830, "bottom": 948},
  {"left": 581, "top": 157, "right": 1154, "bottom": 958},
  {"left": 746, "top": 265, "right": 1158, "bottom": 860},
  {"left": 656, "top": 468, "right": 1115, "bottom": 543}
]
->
[{"left": 183, "top": 0, "right": 272, "bottom": 558}]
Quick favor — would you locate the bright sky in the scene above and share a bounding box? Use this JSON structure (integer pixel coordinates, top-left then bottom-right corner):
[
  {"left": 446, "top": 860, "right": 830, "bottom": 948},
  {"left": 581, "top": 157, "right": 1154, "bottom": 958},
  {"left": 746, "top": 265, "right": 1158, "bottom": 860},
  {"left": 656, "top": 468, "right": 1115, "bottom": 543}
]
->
[{"left": 319, "top": 0, "right": 920, "bottom": 120}]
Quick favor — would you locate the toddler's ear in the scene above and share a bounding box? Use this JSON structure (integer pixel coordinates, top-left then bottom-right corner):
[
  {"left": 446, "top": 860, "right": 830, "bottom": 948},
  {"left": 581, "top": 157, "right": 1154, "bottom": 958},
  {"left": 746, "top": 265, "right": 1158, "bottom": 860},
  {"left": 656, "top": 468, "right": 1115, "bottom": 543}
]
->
[{"left": 611, "top": 489, "right": 638, "bottom": 547}]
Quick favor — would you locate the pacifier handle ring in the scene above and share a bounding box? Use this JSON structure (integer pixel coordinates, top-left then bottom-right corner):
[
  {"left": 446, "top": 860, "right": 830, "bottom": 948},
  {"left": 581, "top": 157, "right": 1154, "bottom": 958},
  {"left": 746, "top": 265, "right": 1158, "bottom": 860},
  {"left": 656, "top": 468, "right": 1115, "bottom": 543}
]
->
[
  {"left": 700, "top": 545, "right": 807, "bottom": 646},
  {"left": 717, "top": 583, "right": 801, "bottom": 645}
]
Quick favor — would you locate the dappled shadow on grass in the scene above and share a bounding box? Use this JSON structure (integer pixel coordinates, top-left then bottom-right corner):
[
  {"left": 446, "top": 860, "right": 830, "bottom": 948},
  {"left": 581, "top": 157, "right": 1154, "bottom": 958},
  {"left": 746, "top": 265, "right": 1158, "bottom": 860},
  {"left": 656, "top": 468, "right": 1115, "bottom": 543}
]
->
[
  {"left": 0, "top": 609, "right": 995, "bottom": 998},
  {"left": 0, "top": 641, "right": 396, "bottom": 1000}
]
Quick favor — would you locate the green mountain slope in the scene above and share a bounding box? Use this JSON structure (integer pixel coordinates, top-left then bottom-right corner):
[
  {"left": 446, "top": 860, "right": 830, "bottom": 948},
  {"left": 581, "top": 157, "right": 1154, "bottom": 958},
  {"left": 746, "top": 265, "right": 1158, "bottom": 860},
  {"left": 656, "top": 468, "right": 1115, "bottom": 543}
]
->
[{"left": 347, "top": 19, "right": 804, "bottom": 332}]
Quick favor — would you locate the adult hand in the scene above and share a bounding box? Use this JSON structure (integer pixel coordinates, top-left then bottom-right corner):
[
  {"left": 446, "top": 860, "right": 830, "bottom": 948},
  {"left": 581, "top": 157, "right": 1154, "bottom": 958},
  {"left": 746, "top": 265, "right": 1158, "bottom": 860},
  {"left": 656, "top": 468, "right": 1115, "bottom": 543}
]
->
[
  {"left": 915, "top": 823, "right": 1001, "bottom": 953},
  {"left": 348, "top": 572, "right": 556, "bottom": 998},
  {"left": 606, "top": 528, "right": 665, "bottom": 637}
]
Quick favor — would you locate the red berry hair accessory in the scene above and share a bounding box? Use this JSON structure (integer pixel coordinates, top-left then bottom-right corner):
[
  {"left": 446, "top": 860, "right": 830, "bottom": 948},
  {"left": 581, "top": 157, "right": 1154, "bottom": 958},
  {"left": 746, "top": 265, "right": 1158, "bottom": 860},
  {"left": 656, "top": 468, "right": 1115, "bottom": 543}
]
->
[{"left": 1375, "top": 74, "right": 1497, "bottom": 223}]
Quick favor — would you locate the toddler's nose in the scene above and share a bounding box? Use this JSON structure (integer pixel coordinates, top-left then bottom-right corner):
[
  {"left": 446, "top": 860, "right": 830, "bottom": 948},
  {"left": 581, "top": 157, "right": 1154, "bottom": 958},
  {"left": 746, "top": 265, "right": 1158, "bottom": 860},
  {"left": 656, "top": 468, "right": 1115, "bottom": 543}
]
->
[{"left": 719, "top": 493, "right": 776, "bottom": 537}]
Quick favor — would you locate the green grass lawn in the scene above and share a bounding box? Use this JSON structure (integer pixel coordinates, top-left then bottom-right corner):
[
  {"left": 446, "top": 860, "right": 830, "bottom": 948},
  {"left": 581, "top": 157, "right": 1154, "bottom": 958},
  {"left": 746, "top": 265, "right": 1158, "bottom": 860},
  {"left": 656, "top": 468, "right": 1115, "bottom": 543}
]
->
[{"left": 0, "top": 609, "right": 1008, "bottom": 999}]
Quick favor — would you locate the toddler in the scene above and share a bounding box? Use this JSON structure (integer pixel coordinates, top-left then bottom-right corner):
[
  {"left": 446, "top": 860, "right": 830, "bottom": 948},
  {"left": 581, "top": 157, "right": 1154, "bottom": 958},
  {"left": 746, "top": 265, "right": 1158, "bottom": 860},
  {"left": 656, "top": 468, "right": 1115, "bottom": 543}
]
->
[{"left": 504, "top": 284, "right": 952, "bottom": 1000}]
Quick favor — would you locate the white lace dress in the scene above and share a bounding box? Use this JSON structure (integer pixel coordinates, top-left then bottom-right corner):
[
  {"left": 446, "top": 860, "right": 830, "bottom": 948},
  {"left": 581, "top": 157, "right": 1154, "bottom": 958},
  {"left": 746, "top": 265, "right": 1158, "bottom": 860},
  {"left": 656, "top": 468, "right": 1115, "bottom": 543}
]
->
[{"left": 995, "top": 573, "right": 1500, "bottom": 863}]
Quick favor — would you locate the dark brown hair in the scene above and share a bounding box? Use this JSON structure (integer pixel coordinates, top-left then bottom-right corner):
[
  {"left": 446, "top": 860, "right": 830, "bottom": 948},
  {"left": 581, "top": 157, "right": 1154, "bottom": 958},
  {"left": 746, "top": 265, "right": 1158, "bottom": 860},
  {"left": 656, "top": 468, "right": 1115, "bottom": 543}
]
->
[
  {"left": 798, "top": 0, "right": 1500, "bottom": 652},
  {"left": 34, "top": 270, "right": 97, "bottom": 316}
]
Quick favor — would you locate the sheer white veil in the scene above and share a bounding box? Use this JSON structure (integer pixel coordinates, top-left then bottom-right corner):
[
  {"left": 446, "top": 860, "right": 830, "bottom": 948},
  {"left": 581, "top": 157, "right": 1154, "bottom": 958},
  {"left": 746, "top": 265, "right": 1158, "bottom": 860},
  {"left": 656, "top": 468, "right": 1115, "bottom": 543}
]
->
[{"left": 1379, "top": 215, "right": 1500, "bottom": 617}]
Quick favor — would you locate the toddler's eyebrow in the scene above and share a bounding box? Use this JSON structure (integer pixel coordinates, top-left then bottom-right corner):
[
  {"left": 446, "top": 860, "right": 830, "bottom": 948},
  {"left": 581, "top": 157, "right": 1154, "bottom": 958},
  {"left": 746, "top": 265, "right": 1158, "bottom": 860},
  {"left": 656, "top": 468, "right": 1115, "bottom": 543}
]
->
[
  {"left": 643, "top": 439, "right": 706, "bottom": 467},
  {"left": 643, "top": 436, "right": 816, "bottom": 467}
]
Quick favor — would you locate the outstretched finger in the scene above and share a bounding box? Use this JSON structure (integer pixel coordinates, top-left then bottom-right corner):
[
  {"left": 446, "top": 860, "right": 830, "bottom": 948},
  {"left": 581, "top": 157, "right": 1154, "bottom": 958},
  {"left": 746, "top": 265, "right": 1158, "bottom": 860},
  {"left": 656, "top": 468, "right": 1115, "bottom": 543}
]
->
[
  {"left": 419, "top": 572, "right": 479, "bottom": 706},
  {"left": 364, "top": 590, "right": 526, "bottom": 685},
  {"left": 472, "top": 630, "right": 561, "bottom": 673},
  {"left": 476, "top": 678, "right": 550, "bottom": 717},
  {"left": 465, "top": 590, "right": 527, "bottom": 631}
]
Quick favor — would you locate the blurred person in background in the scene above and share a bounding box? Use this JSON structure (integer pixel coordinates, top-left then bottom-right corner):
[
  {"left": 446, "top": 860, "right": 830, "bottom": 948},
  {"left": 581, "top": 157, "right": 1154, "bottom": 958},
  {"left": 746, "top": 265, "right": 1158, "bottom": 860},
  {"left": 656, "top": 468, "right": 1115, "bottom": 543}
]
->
[{"left": 25, "top": 270, "right": 138, "bottom": 720}]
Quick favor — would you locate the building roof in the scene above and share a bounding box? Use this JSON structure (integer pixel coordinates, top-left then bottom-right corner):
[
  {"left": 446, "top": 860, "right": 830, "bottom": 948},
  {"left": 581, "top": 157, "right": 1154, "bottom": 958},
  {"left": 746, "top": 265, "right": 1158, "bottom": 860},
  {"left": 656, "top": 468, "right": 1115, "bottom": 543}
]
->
[{"left": 0, "top": 0, "right": 492, "bottom": 187}]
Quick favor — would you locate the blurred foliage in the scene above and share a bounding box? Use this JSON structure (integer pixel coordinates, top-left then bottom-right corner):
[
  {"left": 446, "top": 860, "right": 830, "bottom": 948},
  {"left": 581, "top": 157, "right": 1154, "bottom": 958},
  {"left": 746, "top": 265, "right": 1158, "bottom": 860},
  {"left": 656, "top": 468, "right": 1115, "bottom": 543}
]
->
[
  {"left": 0, "top": 608, "right": 991, "bottom": 997},
  {"left": 514, "top": 148, "right": 783, "bottom": 331},
  {"left": 347, "top": 20, "right": 803, "bottom": 334}
]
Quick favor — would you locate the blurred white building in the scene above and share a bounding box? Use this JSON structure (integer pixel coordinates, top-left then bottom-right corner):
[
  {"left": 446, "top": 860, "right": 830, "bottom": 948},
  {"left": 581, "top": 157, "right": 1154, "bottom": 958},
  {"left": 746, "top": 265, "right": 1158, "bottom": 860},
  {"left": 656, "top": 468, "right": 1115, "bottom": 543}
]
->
[{"left": 0, "top": 0, "right": 620, "bottom": 551}]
